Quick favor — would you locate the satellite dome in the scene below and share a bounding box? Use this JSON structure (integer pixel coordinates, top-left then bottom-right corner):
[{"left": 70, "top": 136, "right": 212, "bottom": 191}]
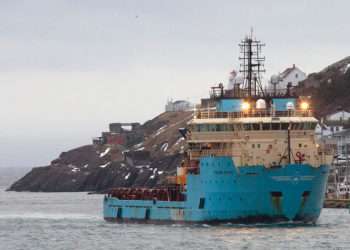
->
[
  {"left": 286, "top": 102, "right": 295, "bottom": 110},
  {"left": 270, "top": 74, "right": 280, "bottom": 84},
  {"left": 256, "top": 99, "right": 266, "bottom": 109}
]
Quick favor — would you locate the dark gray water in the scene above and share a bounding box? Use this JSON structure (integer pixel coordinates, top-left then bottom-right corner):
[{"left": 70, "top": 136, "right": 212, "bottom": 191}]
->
[{"left": 0, "top": 187, "right": 349, "bottom": 250}]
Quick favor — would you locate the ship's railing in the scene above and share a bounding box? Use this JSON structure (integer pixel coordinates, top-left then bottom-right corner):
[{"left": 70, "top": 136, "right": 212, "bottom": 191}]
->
[
  {"left": 194, "top": 109, "right": 312, "bottom": 119},
  {"left": 107, "top": 186, "right": 185, "bottom": 202},
  {"left": 189, "top": 149, "right": 234, "bottom": 159}
]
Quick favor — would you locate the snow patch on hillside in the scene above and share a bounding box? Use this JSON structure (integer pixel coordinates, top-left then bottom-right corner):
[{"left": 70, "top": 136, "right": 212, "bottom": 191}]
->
[
  {"left": 153, "top": 125, "right": 168, "bottom": 137},
  {"left": 71, "top": 167, "right": 80, "bottom": 173},
  {"left": 340, "top": 63, "right": 350, "bottom": 74},
  {"left": 133, "top": 142, "right": 144, "bottom": 149},
  {"left": 174, "top": 137, "right": 185, "bottom": 146},
  {"left": 99, "top": 162, "right": 110, "bottom": 168},
  {"left": 99, "top": 148, "right": 110, "bottom": 158},
  {"left": 161, "top": 143, "right": 168, "bottom": 152}
]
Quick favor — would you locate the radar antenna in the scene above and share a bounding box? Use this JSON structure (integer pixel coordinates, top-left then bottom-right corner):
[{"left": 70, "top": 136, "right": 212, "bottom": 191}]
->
[{"left": 238, "top": 30, "right": 266, "bottom": 97}]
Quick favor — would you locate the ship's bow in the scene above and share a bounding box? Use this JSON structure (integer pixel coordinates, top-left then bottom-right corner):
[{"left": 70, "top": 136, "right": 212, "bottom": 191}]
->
[{"left": 266, "top": 164, "right": 329, "bottom": 223}]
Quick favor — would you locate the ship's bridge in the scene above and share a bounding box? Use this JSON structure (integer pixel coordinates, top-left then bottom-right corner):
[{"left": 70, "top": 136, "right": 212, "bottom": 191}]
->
[
  {"left": 193, "top": 96, "right": 313, "bottom": 121},
  {"left": 185, "top": 96, "right": 333, "bottom": 168}
]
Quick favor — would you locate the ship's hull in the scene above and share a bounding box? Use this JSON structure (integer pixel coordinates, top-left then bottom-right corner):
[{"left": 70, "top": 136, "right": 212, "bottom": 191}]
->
[{"left": 104, "top": 156, "right": 329, "bottom": 224}]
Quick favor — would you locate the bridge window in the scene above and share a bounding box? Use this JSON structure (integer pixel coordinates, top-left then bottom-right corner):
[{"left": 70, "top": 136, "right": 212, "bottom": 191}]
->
[
  {"left": 262, "top": 123, "right": 270, "bottom": 130},
  {"left": 194, "top": 121, "right": 316, "bottom": 133},
  {"left": 252, "top": 123, "right": 260, "bottom": 130},
  {"left": 281, "top": 123, "right": 290, "bottom": 130},
  {"left": 235, "top": 124, "right": 242, "bottom": 130},
  {"left": 227, "top": 124, "right": 234, "bottom": 131},
  {"left": 199, "top": 124, "right": 209, "bottom": 132},
  {"left": 291, "top": 123, "right": 298, "bottom": 130},
  {"left": 311, "top": 122, "right": 317, "bottom": 129},
  {"left": 218, "top": 124, "right": 230, "bottom": 131},
  {"left": 304, "top": 122, "right": 317, "bottom": 130},
  {"left": 209, "top": 124, "right": 216, "bottom": 132},
  {"left": 243, "top": 124, "right": 251, "bottom": 131},
  {"left": 271, "top": 123, "right": 280, "bottom": 130},
  {"left": 304, "top": 123, "right": 312, "bottom": 130}
]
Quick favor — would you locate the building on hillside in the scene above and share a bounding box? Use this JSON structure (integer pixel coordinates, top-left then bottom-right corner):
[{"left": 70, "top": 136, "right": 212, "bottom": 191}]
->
[
  {"left": 269, "top": 64, "right": 307, "bottom": 93},
  {"left": 315, "top": 109, "right": 350, "bottom": 160},
  {"left": 93, "top": 123, "right": 143, "bottom": 147},
  {"left": 315, "top": 122, "right": 345, "bottom": 138},
  {"left": 332, "top": 129, "right": 350, "bottom": 157},
  {"left": 316, "top": 110, "right": 350, "bottom": 137},
  {"left": 165, "top": 99, "right": 193, "bottom": 112},
  {"left": 326, "top": 110, "right": 350, "bottom": 122}
]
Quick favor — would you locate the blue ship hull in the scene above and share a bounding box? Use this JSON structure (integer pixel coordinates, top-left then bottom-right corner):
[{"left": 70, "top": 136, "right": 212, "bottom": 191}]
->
[{"left": 104, "top": 156, "right": 329, "bottom": 223}]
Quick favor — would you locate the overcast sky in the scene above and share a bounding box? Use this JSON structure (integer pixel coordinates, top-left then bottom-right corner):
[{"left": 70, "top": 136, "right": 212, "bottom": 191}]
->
[{"left": 1, "top": 0, "right": 349, "bottom": 167}]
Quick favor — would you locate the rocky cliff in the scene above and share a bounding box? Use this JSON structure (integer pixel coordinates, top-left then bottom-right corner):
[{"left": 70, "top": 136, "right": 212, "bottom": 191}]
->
[
  {"left": 8, "top": 111, "right": 192, "bottom": 192},
  {"left": 295, "top": 56, "right": 350, "bottom": 116}
]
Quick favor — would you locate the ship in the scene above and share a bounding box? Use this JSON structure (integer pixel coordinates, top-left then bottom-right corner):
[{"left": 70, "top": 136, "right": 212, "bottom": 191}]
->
[{"left": 103, "top": 32, "right": 333, "bottom": 224}]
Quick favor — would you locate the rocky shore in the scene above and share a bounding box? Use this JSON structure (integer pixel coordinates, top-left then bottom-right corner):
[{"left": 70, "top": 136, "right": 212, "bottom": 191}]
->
[{"left": 8, "top": 111, "right": 191, "bottom": 192}]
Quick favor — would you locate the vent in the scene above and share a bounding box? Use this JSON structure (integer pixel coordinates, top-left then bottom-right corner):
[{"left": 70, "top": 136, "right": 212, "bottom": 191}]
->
[
  {"left": 117, "top": 207, "right": 122, "bottom": 219},
  {"left": 199, "top": 198, "right": 205, "bottom": 209},
  {"left": 271, "top": 191, "right": 282, "bottom": 197},
  {"left": 302, "top": 191, "right": 310, "bottom": 197}
]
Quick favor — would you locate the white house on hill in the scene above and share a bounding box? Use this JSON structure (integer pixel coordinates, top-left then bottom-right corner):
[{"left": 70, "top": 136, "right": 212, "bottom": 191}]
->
[
  {"left": 165, "top": 99, "right": 193, "bottom": 112},
  {"left": 326, "top": 110, "right": 350, "bottom": 122},
  {"left": 270, "top": 64, "right": 307, "bottom": 91}
]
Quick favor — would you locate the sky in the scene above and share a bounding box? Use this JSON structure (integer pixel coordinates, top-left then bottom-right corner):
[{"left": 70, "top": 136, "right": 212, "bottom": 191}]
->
[{"left": 1, "top": 0, "right": 350, "bottom": 167}]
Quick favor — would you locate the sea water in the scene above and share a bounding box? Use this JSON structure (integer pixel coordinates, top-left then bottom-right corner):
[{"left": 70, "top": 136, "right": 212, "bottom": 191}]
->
[{"left": 0, "top": 187, "right": 349, "bottom": 250}]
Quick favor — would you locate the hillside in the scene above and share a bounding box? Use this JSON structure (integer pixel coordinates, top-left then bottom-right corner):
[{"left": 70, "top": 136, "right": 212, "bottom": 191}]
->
[
  {"left": 295, "top": 56, "right": 350, "bottom": 116},
  {"left": 8, "top": 111, "right": 192, "bottom": 192},
  {"left": 8, "top": 57, "right": 350, "bottom": 192}
]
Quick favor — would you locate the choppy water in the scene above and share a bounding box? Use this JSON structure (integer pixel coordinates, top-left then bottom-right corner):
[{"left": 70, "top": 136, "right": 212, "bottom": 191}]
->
[{"left": 0, "top": 187, "right": 349, "bottom": 250}]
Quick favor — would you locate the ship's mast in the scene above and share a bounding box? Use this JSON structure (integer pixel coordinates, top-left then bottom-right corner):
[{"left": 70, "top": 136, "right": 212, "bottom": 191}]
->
[{"left": 239, "top": 29, "right": 266, "bottom": 97}]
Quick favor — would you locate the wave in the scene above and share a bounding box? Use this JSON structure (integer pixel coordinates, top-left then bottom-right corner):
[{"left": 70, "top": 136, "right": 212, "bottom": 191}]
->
[{"left": 0, "top": 213, "right": 101, "bottom": 220}]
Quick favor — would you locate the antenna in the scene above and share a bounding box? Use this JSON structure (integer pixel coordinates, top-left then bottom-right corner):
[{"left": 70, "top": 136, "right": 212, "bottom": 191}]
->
[{"left": 238, "top": 30, "right": 266, "bottom": 97}]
